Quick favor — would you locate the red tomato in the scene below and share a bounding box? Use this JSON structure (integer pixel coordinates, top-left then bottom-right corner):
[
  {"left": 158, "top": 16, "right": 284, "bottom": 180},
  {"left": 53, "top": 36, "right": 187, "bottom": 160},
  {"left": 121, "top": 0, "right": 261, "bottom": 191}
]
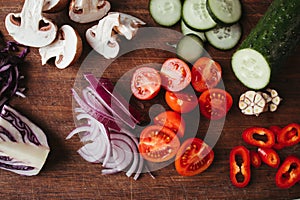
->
[
  {"left": 198, "top": 88, "right": 233, "bottom": 120},
  {"left": 191, "top": 57, "right": 222, "bottom": 92},
  {"left": 160, "top": 58, "right": 191, "bottom": 92},
  {"left": 175, "top": 138, "right": 214, "bottom": 176},
  {"left": 131, "top": 67, "right": 161, "bottom": 100},
  {"left": 138, "top": 125, "right": 180, "bottom": 163},
  {"left": 153, "top": 111, "right": 186, "bottom": 137},
  {"left": 165, "top": 91, "right": 198, "bottom": 113}
]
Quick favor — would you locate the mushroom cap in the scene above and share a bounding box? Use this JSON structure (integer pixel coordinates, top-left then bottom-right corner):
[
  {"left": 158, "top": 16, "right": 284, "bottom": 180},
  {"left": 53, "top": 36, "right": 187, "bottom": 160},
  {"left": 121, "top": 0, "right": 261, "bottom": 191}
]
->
[
  {"left": 43, "top": 0, "right": 69, "bottom": 12},
  {"left": 69, "top": 0, "right": 111, "bottom": 23},
  {"left": 39, "top": 25, "right": 82, "bottom": 69}
]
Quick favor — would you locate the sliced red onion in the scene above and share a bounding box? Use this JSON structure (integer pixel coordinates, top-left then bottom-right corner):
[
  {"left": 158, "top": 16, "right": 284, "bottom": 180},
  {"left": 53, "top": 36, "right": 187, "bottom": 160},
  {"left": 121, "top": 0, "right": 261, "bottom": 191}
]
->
[
  {"left": 84, "top": 73, "right": 140, "bottom": 128},
  {"left": 0, "top": 105, "right": 50, "bottom": 176}
]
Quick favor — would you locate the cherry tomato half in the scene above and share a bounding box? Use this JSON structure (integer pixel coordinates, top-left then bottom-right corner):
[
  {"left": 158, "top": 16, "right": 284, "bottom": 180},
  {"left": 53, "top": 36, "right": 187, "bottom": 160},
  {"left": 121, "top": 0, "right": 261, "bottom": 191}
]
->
[
  {"left": 138, "top": 125, "right": 180, "bottom": 163},
  {"left": 175, "top": 138, "right": 214, "bottom": 176},
  {"left": 165, "top": 91, "right": 198, "bottom": 113},
  {"left": 160, "top": 58, "right": 191, "bottom": 92},
  {"left": 191, "top": 57, "right": 222, "bottom": 92},
  {"left": 153, "top": 111, "right": 186, "bottom": 138},
  {"left": 198, "top": 88, "right": 233, "bottom": 120},
  {"left": 131, "top": 67, "right": 161, "bottom": 100}
]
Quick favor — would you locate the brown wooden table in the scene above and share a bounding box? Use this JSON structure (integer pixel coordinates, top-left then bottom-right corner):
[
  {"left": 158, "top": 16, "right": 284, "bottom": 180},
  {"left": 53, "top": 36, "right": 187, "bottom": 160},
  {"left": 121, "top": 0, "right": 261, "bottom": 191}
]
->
[{"left": 0, "top": 0, "right": 299, "bottom": 199}]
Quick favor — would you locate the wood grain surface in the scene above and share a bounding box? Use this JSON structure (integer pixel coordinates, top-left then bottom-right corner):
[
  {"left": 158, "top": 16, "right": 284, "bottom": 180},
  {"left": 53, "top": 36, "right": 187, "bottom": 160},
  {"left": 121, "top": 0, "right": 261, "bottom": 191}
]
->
[{"left": 0, "top": 0, "right": 299, "bottom": 199}]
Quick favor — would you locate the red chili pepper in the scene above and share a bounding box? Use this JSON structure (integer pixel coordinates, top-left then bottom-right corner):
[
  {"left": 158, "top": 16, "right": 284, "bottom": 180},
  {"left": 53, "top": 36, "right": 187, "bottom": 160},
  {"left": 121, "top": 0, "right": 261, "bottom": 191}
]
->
[
  {"left": 242, "top": 127, "right": 275, "bottom": 148},
  {"left": 269, "top": 126, "right": 285, "bottom": 150},
  {"left": 277, "top": 123, "right": 300, "bottom": 147},
  {"left": 250, "top": 150, "right": 261, "bottom": 168},
  {"left": 275, "top": 156, "right": 300, "bottom": 189},
  {"left": 230, "top": 146, "right": 251, "bottom": 188},
  {"left": 257, "top": 147, "right": 280, "bottom": 168}
]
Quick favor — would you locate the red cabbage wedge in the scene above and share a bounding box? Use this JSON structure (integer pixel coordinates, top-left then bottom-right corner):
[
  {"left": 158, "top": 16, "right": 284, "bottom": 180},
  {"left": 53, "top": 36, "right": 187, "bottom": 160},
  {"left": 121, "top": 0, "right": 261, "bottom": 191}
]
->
[{"left": 0, "top": 105, "right": 50, "bottom": 176}]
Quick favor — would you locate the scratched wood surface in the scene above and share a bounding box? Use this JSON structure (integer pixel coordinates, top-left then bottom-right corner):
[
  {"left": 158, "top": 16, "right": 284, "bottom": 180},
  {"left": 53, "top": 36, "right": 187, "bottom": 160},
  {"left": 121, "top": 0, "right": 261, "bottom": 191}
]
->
[{"left": 0, "top": 0, "right": 299, "bottom": 199}]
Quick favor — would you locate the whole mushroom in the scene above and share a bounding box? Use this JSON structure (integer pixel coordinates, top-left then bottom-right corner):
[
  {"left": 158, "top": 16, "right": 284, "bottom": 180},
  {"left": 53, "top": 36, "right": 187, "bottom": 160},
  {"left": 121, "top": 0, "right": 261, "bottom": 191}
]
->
[
  {"left": 69, "top": 0, "right": 111, "bottom": 23},
  {"left": 5, "top": 0, "right": 57, "bottom": 48},
  {"left": 39, "top": 25, "right": 82, "bottom": 69}
]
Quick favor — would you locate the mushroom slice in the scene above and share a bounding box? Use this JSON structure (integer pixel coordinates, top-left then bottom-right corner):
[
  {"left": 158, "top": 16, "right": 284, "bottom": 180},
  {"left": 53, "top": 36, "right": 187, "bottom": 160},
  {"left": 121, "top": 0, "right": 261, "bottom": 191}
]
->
[
  {"left": 69, "top": 0, "right": 111, "bottom": 23},
  {"left": 112, "top": 12, "right": 146, "bottom": 40},
  {"left": 39, "top": 25, "right": 82, "bottom": 69},
  {"left": 86, "top": 13, "right": 120, "bottom": 59},
  {"left": 239, "top": 91, "right": 266, "bottom": 116},
  {"left": 5, "top": 0, "right": 57, "bottom": 47},
  {"left": 43, "top": 0, "right": 69, "bottom": 12}
]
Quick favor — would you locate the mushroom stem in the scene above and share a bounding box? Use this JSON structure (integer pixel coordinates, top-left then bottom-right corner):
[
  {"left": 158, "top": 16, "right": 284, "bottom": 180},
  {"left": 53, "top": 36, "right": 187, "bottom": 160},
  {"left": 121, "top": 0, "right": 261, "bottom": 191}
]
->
[{"left": 39, "top": 39, "right": 65, "bottom": 65}]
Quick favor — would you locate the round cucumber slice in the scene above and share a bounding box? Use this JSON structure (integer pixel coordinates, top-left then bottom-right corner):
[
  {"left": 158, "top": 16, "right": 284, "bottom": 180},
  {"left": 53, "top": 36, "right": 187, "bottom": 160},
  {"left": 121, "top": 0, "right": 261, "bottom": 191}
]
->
[
  {"left": 149, "top": 0, "right": 182, "bottom": 27},
  {"left": 205, "top": 23, "right": 242, "bottom": 50},
  {"left": 232, "top": 48, "right": 271, "bottom": 90},
  {"left": 176, "top": 34, "right": 205, "bottom": 64},
  {"left": 207, "top": 0, "right": 242, "bottom": 24},
  {"left": 182, "top": 0, "right": 217, "bottom": 31}
]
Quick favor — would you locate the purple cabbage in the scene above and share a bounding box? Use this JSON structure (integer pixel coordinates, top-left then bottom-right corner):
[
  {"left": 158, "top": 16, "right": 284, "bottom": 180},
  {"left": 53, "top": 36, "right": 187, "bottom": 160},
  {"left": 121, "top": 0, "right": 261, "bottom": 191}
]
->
[{"left": 0, "top": 31, "right": 29, "bottom": 107}]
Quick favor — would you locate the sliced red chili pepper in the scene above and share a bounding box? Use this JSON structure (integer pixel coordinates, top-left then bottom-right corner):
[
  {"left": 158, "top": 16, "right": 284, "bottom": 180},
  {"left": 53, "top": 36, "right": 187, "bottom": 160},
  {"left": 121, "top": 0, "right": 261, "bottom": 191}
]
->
[
  {"left": 269, "top": 125, "right": 285, "bottom": 150},
  {"left": 277, "top": 123, "right": 300, "bottom": 147},
  {"left": 242, "top": 127, "right": 275, "bottom": 148},
  {"left": 250, "top": 150, "right": 261, "bottom": 168},
  {"left": 230, "top": 146, "right": 251, "bottom": 188},
  {"left": 257, "top": 147, "right": 280, "bottom": 168},
  {"left": 275, "top": 156, "right": 300, "bottom": 189}
]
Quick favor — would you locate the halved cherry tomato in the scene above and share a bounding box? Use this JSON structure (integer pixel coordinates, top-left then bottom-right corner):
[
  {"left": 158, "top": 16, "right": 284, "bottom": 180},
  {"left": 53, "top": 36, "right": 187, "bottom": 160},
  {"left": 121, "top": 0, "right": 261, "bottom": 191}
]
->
[
  {"left": 191, "top": 57, "right": 222, "bottom": 92},
  {"left": 229, "top": 145, "right": 251, "bottom": 188},
  {"left": 165, "top": 91, "right": 198, "bottom": 113},
  {"left": 198, "top": 88, "right": 233, "bottom": 120},
  {"left": 131, "top": 67, "right": 161, "bottom": 100},
  {"left": 269, "top": 126, "right": 285, "bottom": 150},
  {"left": 250, "top": 150, "right": 261, "bottom": 168},
  {"left": 175, "top": 138, "right": 214, "bottom": 176},
  {"left": 160, "top": 58, "right": 191, "bottom": 92},
  {"left": 153, "top": 111, "right": 186, "bottom": 137},
  {"left": 257, "top": 147, "right": 280, "bottom": 168},
  {"left": 275, "top": 156, "right": 300, "bottom": 189},
  {"left": 277, "top": 123, "right": 300, "bottom": 147},
  {"left": 242, "top": 127, "right": 275, "bottom": 148},
  {"left": 138, "top": 125, "right": 180, "bottom": 163}
]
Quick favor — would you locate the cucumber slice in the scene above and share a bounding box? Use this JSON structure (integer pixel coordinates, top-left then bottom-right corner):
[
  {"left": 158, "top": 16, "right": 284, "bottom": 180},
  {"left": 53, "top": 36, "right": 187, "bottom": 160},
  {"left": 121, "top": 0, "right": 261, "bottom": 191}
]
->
[
  {"left": 176, "top": 34, "right": 205, "bottom": 64},
  {"left": 232, "top": 48, "right": 270, "bottom": 90},
  {"left": 205, "top": 23, "right": 242, "bottom": 50},
  {"left": 149, "top": 0, "right": 182, "bottom": 27},
  {"left": 207, "top": 0, "right": 242, "bottom": 24},
  {"left": 182, "top": 0, "right": 217, "bottom": 31},
  {"left": 181, "top": 20, "right": 206, "bottom": 42}
]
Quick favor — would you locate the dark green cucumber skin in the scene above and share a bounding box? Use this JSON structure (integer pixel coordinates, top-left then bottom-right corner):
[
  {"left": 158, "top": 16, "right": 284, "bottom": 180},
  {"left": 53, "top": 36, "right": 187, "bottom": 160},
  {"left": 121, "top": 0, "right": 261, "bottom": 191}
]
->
[{"left": 239, "top": 0, "right": 300, "bottom": 73}]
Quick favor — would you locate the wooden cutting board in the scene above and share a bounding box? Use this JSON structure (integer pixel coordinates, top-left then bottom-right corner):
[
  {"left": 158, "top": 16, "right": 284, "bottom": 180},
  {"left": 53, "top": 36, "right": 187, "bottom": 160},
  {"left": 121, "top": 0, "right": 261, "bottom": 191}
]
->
[{"left": 0, "top": 0, "right": 299, "bottom": 199}]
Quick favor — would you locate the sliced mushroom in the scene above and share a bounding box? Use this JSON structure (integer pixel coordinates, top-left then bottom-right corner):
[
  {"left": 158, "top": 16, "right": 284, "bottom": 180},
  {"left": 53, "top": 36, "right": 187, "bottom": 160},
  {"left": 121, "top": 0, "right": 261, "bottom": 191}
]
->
[
  {"left": 86, "top": 12, "right": 120, "bottom": 59},
  {"left": 5, "top": 0, "right": 57, "bottom": 47},
  {"left": 69, "top": 0, "right": 111, "bottom": 23},
  {"left": 239, "top": 91, "right": 266, "bottom": 116},
  {"left": 112, "top": 12, "right": 146, "bottom": 40},
  {"left": 43, "top": 0, "right": 69, "bottom": 12},
  {"left": 39, "top": 25, "right": 82, "bottom": 69}
]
